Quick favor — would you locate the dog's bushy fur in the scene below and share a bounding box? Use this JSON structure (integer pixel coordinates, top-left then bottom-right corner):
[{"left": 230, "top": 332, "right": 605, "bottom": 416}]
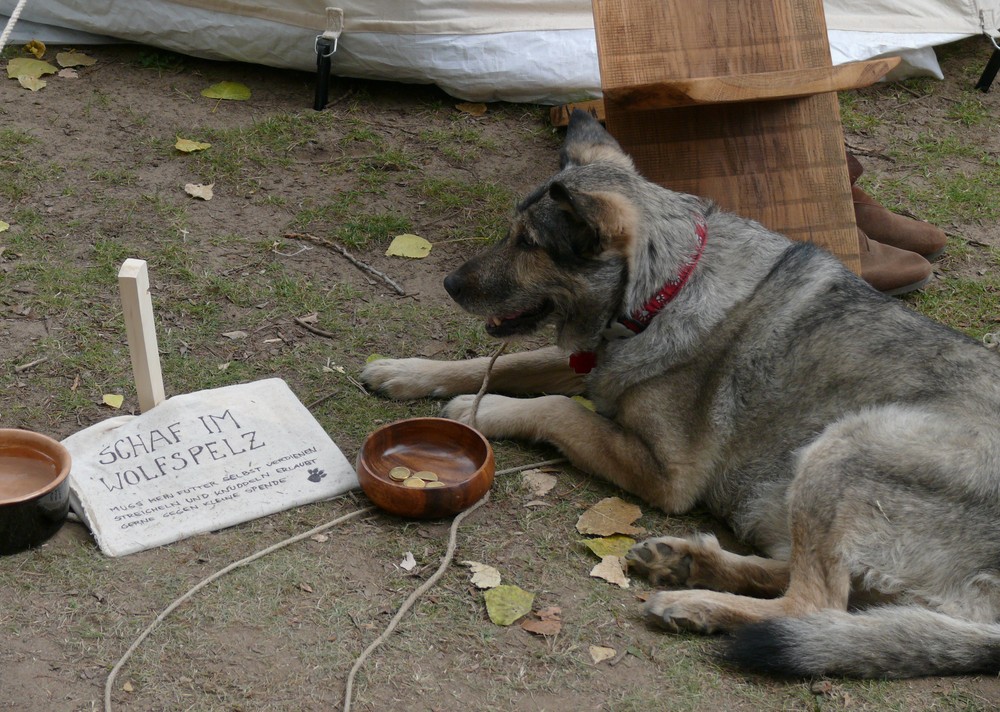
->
[{"left": 362, "top": 111, "right": 1000, "bottom": 678}]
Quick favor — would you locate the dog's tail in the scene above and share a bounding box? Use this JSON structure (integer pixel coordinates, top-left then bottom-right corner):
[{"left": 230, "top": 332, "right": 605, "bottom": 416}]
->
[{"left": 724, "top": 606, "right": 1000, "bottom": 678}]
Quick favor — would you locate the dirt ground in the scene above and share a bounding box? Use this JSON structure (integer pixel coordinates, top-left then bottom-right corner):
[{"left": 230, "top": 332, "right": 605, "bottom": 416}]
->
[{"left": 2, "top": 37, "right": 1000, "bottom": 712}]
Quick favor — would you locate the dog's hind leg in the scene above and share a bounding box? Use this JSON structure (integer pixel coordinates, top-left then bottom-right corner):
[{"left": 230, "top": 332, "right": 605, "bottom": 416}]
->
[
  {"left": 642, "top": 407, "right": 1000, "bottom": 635},
  {"left": 642, "top": 423, "right": 866, "bottom": 633},
  {"left": 626, "top": 533, "right": 789, "bottom": 598},
  {"left": 361, "top": 346, "right": 584, "bottom": 400}
]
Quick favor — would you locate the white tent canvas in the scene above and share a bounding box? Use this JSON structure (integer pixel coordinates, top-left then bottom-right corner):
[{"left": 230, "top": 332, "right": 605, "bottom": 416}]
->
[{"left": 3, "top": 1, "right": 998, "bottom": 103}]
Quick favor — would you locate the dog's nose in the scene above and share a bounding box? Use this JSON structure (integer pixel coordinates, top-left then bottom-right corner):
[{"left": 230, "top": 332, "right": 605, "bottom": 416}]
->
[{"left": 443, "top": 272, "right": 463, "bottom": 300}]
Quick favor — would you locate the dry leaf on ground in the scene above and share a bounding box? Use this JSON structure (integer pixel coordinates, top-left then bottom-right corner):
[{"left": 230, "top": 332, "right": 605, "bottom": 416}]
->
[
  {"left": 385, "top": 233, "right": 432, "bottom": 259},
  {"left": 184, "top": 182, "right": 214, "bottom": 200},
  {"left": 590, "top": 555, "right": 630, "bottom": 589},
  {"left": 6, "top": 57, "right": 57, "bottom": 79},
  {"left": 56, "top": 51, "right": 97, "bottom": 68},
  {"left": 521, "top": 468, "right": 557, "bottom": 497},
  {"left": 102, "top": 394, "right": 124, "bottom": 409},
  {"left": 576, "top": 496, "right": 643, "bottom": 536},
  {"left": 175, "top": 138, "right": 212, "bottom": 153},
  {"left": 461, "top": 560, "right": 501, "bottom": 589},
  {"left": 24, "top": 40, "right": 46, "bottom": 59},
  {"left": 589, "top": 645, "right": 617, "bottom": 664},
  {"left": 17, "top": 76, "right": 46, "bottom": 91},
  {"left": 483, "top": 585, "right": 534, "bottom": 626},
  {"left": 399, "top": 552, "right": 417, "bottom": 571},
  {"left": 520, "top": 617, "right": 562, "bottom": 636},
  {"left": 201, "top": 81, "right": 251, "bottom": 100},
  {"left": 580, "top": 534, "right": 636, "bottom": 559}
]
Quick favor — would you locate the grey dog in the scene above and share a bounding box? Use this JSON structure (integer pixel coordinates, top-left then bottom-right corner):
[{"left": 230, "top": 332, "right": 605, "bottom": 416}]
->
[{"left": 362, "top": 110, "right": 1000, "bottom": 678}]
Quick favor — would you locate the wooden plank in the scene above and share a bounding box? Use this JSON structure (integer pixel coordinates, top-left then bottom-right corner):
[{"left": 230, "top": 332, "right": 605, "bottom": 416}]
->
[
  {"left": 604, "top": 58, "right": 900, "bottom": 111},
  {"left": 118, "top": 259, "right": 166, "bottom": 412},
  {"left": 591, "top": 0, "right": 862, "bottom": 273}
]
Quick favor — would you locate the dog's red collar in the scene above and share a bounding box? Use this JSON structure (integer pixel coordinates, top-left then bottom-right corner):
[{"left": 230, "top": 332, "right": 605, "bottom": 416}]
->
[{"left": 570, "top": 215, "right": 708, "bottom": 375}]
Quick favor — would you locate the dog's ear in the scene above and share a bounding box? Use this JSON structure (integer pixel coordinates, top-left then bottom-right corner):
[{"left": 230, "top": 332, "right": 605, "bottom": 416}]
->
[
  {"left": 559, "top": 110, "right": 634, "bottom": 171},
  {"left": 549, "top": 180, "right": 637, "bottom": 253}
]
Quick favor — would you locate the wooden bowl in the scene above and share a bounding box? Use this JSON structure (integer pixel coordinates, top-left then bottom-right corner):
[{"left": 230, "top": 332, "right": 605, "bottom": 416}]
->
[
  {"left": 357, "top": 417, "right": 494, "bottom": 519},
  {"left": 0, "top": 429, "right": 73, "bottom": 555}
]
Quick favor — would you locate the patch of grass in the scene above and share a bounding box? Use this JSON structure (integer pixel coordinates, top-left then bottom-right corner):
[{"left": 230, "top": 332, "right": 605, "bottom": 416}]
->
[
  {"left": 838, "top": 92, "right": 883, "bottom": 134},
  {"left": 288, "top": 191, "right": 360, "bottom": 232},
  {"left": 904, "top": 270, "right": 1000, "bottom": 341},
  {"left": 418, "top": 177, "right": 516, "bottom": 241},
  {"left": 89, "top": 167, "right": 139, "bottom": 186},
  {"left": 420, "top": 121, "right": 498, "bottom": 162},
  {"left": 0, "top": 130, "right": 62, "bottom": 202},
  {"left": 945, "top": 95, "right": 990, "bottom": 127},
  {"left": 337, "top": 212, "right": 412, "bottom": 249}
]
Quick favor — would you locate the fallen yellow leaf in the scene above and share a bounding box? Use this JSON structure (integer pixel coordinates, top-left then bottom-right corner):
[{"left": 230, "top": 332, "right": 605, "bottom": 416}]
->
[
  {"left": 56, "top": 51, "right": 97, "bottom": 68},
  {"left": 580, "top": 534, "right": 636, "bottom": 559},
  {"left": 589, "top": 645, "right": 617, "bottom": 664},
  {"left": 483, "top": 585, "right": 534, "bottom": 626},
  {"left": 17, "top": 76, "right": 46, "bottom": 91},
  {"left": 201, "top": 81, "right": 251, "bottom": 100},
  {"left": 175, "top": 138, "right": 212, "bottom": 153},
  {"left": 576, "top": 496, "right": 644, "bottom": 536},
  {"left": 6, "top": 58, "right": 58, "bottom": 79},
  {"left": 461, "top": 560, "right": 502, "bottom": 589},
  {"left": 385, "top": 233, "right": 432, "bottom": 259},
  {"left": 24, "top": 40, "right": 46, "bottom": 59},
  {"left": 0, "top": 221, "right": 9, "bottom": 232},
  {"left": 590, "top": 555, "right": 631, "bottom": 589},
  {"left": 184, "top": 183, "right": 214, "bottom": 200},
  {"left": 102, "top": 394, "right": 125, "bottom": 409}
]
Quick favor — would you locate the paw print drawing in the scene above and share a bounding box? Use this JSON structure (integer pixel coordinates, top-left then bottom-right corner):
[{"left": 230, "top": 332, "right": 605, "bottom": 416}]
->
[{"left": 307, "top": 468, "right": 327, "bottom": 483}]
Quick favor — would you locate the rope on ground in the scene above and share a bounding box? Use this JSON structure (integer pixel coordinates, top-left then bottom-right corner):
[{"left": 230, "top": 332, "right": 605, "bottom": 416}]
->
[
  {"left": 341, "top": 492, "right": 490, "bottom": 712},
  {"left": 0, "top": 0, "right": 31, "bottom": 54},
  {"left": 469, "top": 342, "right": 507, "bottom": 431},
  {"left": 104, "top": 506, "right": 375, "bottom": 712}
]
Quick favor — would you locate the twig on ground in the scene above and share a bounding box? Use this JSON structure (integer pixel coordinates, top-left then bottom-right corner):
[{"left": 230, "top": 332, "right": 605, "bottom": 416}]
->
[
  {"left": 283, "top": 232, "right": 406, "bottom": 295},
  {"left": 14, "top": 357, "right": 48, "bottom": 373},
  {"left": 294, "top": 316, "right": 337, "bottom": 339}
]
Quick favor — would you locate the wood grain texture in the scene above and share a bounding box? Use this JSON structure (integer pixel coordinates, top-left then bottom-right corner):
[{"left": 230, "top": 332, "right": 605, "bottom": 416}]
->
[
  {"left": 604, "top": 58, "right": 901, "bottom": 111},
  {"left": 356, "top": 417, "right": 494, "bottom": 520},
  {"left": 592, "top": 0, "right": 867, "bottom": 272}
]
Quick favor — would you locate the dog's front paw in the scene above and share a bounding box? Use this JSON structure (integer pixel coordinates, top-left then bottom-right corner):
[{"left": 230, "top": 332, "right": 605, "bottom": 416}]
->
[
  {"left": 361, "top": 357, "right": 447, "bottom": 400},
  {"left": 626, "top": 534, "right": 721, "bottom": 587},
  {"left": 441, "top": 394, "right": 519, "bottom": 439}
]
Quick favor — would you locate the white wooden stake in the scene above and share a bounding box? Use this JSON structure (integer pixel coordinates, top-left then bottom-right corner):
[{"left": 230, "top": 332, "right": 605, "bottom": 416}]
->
[{"left": 118, "top": 259, "right": 166, "bottom": 412}]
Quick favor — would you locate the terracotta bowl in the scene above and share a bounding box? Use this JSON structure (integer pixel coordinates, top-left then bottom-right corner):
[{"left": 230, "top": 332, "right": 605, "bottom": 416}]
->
[
  {"left": 357, "top": 417, "right": 494, "bottom": 519},
  {"left": 0, "top": 429, "right": 73, "bottom": 555}
]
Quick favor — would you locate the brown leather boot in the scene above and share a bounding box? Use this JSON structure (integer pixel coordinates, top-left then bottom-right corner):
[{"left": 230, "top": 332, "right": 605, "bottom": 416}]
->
[
  {"left": 846, "top": 152, "right": 864, "bottom": 185},
  {"left": 853, "top": 185, "right": 947, "bottom": 260},
  {"left": 858, "top": 229, "right": 932, "bottom": 296}
]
